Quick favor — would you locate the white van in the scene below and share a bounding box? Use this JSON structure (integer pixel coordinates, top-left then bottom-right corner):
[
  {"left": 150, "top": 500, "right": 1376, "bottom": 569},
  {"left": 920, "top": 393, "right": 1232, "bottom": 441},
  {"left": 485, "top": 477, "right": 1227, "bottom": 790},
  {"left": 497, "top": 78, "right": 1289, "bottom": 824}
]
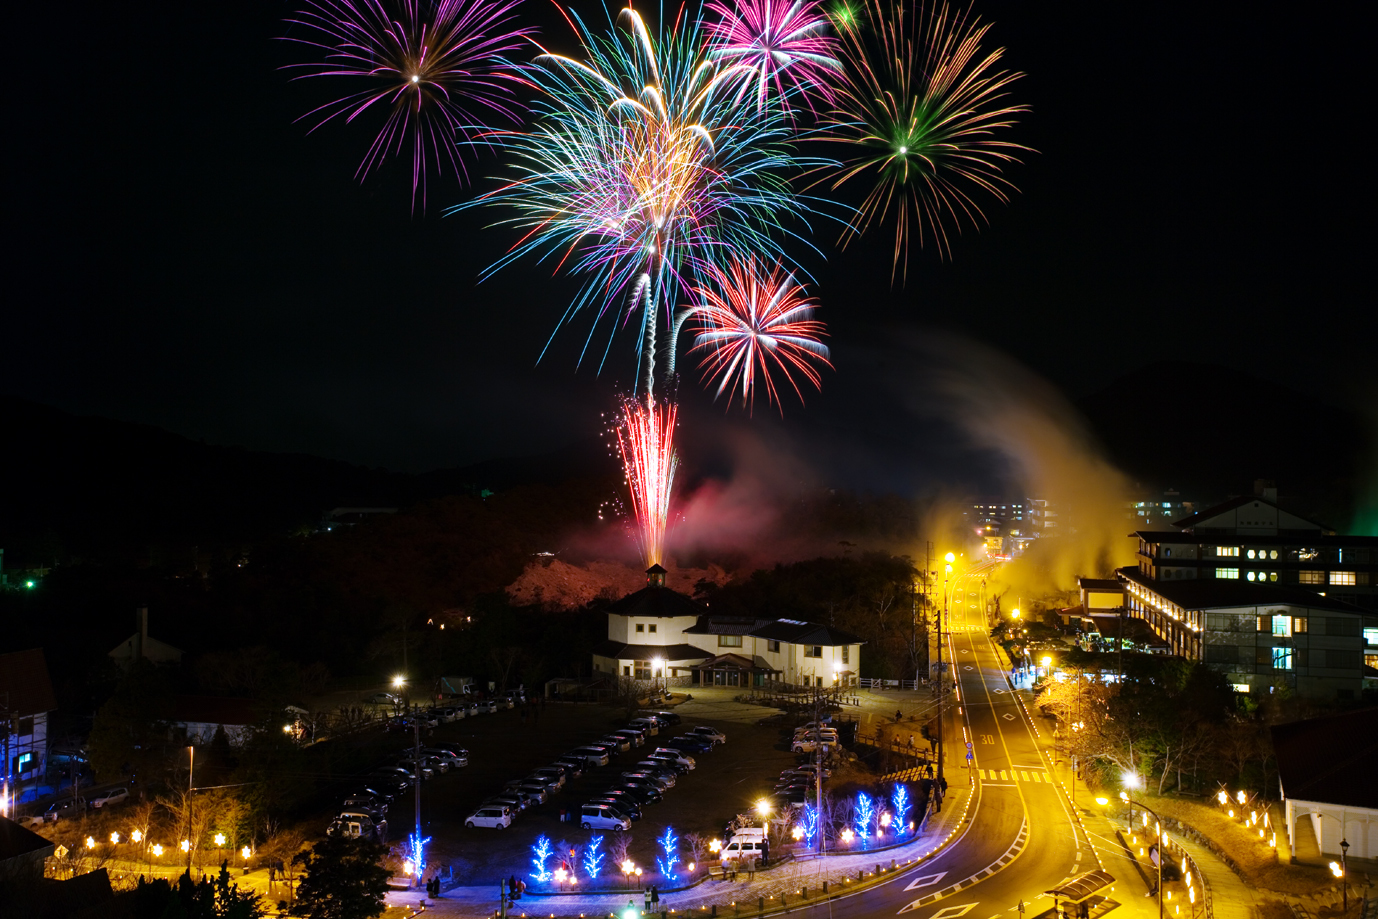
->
[
  {"left": 580, "top": 804, "right": 631, "bottom": 831},
  {"left": 720, "top": 831, "right": 768, "bottom": 863},
  {"left": 628, "top": 717, "right": 660, "bottom": 736},
  {"left": 466, "top": 806, "right": 513, "bottom": 829}
]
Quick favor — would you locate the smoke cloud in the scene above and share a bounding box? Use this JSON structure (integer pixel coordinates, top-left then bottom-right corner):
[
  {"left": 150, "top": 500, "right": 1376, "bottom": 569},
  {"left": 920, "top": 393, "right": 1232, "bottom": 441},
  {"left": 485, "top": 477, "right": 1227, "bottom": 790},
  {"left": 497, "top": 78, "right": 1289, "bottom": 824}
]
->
[{"left": 893, "top": 331, "right": 1138, "bottom": 602}]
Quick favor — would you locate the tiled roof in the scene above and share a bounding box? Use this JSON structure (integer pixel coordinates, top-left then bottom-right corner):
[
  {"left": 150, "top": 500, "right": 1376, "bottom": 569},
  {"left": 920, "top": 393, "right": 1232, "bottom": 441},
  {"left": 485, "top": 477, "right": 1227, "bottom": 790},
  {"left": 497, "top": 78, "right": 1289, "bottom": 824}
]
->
[
  {"left": 0, "top": 649, "right": 58, "bottom": 716},
  {"left": 1271, "top": 708, "right": 1378, "bottom": 809},
  {"left": 589, "top": 641, "right": 708, "bottom": 662},
  {"left": 0, "top": 813, "right": 57, "bottom": 860},
  {"left": 747, "top": 620, "right": 864, "bottom": 646},
  {"left": 605, "top": 585, "right": 706, "bottom": 619}
]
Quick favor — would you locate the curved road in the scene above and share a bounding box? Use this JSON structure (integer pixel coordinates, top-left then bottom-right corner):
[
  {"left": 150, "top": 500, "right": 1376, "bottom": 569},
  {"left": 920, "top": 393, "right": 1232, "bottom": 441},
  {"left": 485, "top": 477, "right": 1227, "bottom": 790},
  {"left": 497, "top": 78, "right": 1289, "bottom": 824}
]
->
[{"left": 787, "top": 561, "right": 1095, "bottom": 919}]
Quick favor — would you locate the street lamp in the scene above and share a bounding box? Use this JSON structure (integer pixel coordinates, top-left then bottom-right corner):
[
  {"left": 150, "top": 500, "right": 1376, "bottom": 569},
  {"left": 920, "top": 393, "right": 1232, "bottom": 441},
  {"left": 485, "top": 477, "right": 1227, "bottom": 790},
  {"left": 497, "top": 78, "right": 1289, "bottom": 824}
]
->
[
  {"left": 1122, "top": 773, "right": 1163, "bottom": 919},
  {"left": 1339, "top": 839, "right": 1349, "bottom": 912},
  {"left": 651, "top": 657, "right": 664, "bottom": 697},
  {"left": 755, "top": 799, "right": 772, "bottom": 827}
]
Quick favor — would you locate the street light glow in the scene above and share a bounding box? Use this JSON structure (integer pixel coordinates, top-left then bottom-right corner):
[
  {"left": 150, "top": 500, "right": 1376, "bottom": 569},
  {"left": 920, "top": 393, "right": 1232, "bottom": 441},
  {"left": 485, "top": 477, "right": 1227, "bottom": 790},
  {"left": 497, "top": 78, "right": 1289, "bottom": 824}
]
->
[
  {"left": 392, "top": 674, "right": 406, "bottom": 688},
  {"left": 944, "top": 552, "right": 955, "bottom": 564},
  {"left": 214, "top": 833, "right": 226, "bottom": 847},
  {"left": 1122, "top": 772, "right": 1142, "bottom": 789}
]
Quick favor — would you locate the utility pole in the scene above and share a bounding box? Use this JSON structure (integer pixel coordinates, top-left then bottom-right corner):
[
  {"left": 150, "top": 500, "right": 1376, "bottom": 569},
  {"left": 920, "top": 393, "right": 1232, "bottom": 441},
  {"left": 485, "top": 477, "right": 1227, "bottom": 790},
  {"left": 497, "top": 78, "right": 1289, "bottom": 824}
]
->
[{"left": 187, "top": 746, "right": 194, "bottom": 873}]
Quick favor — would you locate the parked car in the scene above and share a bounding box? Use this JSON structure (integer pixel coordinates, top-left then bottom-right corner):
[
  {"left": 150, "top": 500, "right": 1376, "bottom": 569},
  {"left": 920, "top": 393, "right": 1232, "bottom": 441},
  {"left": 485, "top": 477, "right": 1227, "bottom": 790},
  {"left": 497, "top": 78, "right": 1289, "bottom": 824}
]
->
[
  {"left": 89, "top": 787, "right": 130, "bottom": 809},
  {"left": 784, "top": 764, "right": 831, "bottom": 780},
  {"left": 622, "top": 775, "right": 670, "bottom": 795},
  {"left": 568, "top": 746, "right": 611, "bottom": 767},
  {"left": 580, "top": 804, "right": 631, "bottom": 831},
  {"left": 466, "top": 806, "right": 513, "bottom": 829},
  {"left": 589, "top": 796, "right": 642, "bottom": 821},
  {"left": 790, "top": 737, "right": 837, "bottom": 754},
  {"left": 352, "top": 784, "right": 399, "bottom": 804},
  {"left": 666, "top": 736, "right": 713, "bottom": 754},
  {"left": 342, "top": 794, "right": 388, "bottom": 815},
  {"left": 622, "top": 769, "right": 674, "bottom": 789},
  {"left": 529, "top": 767, "right": 566, "bottom": 789},
  {"left": 596, "top": 789, "right": 649, "bottom": 816},
  {"left": 600, "top": 735, "right": 632, "bottom": 753},
  {"left": 628, "top": 717, "right": 660, "bottom": 736},
  {"left": 479, "top": 700, "right": 500, "bottom": 714},
  {"left": 438, "top": 707, "right": 462, "bottom": 723},
  {"left": 720, "top": 837, "right": 769, "bottom": 862},
  {"left": 330, "top": 811, "right": 387, "bottom": 842},
  {"left": 503, "top": 782, "right": 548, "bottom": 806},
  {"left": 554, "top": 756, "right": 587, "bottom": 778},
  {"left": 485, "top": 793, "right": 526, "bottom": 813},
  {"left": 39, "top": 798, "right": 88, "bottom": 822},
  {"left": 430, "top": 742, "right": 470, "bottom": 758},
  {"left": 634, "top": 759, "right": 684, "bottom": 777},
  {"left": 688, "top": 726, "right": 726, "bottom": 743},
  {"left": 649, "top": 749, "right": 695, "bottom": 769},
  {"left": 639, "top": 710, "right": 681, "bottom": 726},
  {"left": 610, "top": 782, "right": 662, "bottom": 804},
  {"left": 365, "top": 692, "right": 398, "bottom": 705},
  {"left": 424, "top": 747, "right": 469, "bottom": 768}
]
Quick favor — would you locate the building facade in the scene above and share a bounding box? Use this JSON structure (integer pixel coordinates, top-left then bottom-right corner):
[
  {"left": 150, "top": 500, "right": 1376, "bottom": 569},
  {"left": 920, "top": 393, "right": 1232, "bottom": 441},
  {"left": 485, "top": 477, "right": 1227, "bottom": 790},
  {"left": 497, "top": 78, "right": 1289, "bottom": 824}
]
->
[
  {"left": 0, "top": 649, "right": 58, "bottom": 807},
  {"left": 591, "top": 567, "right": 864, "bottom": 688},
  {"left": 1118, "top": 567, "right": 1366, "bottom": 700}
]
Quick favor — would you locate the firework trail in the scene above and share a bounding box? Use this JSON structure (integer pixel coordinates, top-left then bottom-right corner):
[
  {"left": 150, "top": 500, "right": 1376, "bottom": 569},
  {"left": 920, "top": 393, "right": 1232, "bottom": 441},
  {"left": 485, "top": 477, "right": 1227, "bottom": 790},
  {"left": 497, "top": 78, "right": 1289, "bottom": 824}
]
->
[
  {"left": 283, "top": 0, "right": 532, "bottom": 210},
  {"left": 704, "top": 0, "right": 843, "bottom": 111},
  {"left": 821, "top": 0, "right": 1029, "bottom": 276},
  {"left": 616, "top": 398, "right": 679, "bottom": 566},
  {"left": 685, "top": 259, "right": 831, "bottom": 412}
]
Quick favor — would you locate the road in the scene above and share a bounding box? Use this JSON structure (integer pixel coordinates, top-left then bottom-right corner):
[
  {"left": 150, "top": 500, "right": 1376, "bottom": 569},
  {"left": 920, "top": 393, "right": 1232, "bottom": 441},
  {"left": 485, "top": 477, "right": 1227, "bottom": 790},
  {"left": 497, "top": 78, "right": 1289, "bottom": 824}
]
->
[{"left": 785, "top": 559, "right": 1096, "bottom": 919}]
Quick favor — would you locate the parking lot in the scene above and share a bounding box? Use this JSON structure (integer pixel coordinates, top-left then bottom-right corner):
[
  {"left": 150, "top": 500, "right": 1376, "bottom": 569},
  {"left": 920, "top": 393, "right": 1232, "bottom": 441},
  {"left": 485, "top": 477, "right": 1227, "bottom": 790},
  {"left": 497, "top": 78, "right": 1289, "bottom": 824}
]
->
[{"left": 371, "top": 696, "right": 801, "bottom": 884}]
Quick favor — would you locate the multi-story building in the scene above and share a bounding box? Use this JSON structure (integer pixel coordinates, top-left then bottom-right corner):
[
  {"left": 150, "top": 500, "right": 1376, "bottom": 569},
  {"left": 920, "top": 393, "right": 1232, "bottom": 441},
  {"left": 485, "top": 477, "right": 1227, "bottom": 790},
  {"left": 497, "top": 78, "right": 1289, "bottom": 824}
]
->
[
  {"left": 1130, "top": 495, "right": 1378, "bottom": 611},
  {"left": 1128, "top": 488, "right": 1197, "bottom": 529},
  {"left": 1118, "top": 568, "right": 1366, "bottom": 700},
  {"left": 591, "top": 566, "right": 864, "bottom": 688}
]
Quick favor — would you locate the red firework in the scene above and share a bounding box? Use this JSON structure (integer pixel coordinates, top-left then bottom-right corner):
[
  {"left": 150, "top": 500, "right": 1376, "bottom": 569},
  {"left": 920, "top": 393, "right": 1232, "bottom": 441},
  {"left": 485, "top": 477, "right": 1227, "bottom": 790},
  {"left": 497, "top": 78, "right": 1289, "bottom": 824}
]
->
[
  {"left": 616, "top": 399, "right": 678, "bottom": 567},
  {"left": 689, "top": 260, "right": 832, "bottom": 412}
]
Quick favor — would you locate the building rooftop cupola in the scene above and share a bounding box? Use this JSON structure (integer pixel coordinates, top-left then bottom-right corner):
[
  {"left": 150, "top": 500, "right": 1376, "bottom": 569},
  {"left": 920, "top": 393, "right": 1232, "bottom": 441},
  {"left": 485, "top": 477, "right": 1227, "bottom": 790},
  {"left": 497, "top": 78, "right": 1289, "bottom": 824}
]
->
[{"left": 646, "top": 564, "right": 667, "bottom": 588}]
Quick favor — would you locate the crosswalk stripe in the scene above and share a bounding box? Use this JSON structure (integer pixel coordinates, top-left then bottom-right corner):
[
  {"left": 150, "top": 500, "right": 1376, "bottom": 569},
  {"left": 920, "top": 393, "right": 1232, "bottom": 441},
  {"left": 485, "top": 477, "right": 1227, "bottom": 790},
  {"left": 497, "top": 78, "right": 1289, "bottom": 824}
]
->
[
  {"left": 1020, "top": 771, "right": 1030, "bottom": 781},
  {"left": 1031, "top": 773, "right": 1042, "bottom": 783},
  {"left": 1001, "top": 770, "right": 1009, "bottom": 780}
]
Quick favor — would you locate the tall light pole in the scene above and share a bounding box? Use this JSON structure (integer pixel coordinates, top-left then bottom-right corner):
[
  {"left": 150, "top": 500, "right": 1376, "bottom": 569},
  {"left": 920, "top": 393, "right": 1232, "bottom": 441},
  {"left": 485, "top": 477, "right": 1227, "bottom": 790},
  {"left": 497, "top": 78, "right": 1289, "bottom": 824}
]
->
[
  {"left": 652, "top": 657, "right": 664, "bottom": 699},
  {"left": 1340, "top": 838, "right": 1349, "bottom": 913},
  {"left": 935, "top": 553, "right": 954, "bottom": 804},
  {"left": 1123, "top": 772, "right": 1162, "bottom": 919},
  {"left": 395, "top": 673, "right": 424, "bottom": 889}
]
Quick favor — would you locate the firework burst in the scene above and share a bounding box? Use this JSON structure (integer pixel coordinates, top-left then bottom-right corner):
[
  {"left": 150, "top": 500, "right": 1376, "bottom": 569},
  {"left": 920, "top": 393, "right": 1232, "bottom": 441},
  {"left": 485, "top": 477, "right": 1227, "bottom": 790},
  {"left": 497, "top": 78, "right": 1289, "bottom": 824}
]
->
[
  {"left": 615, "top": 398, "right": 679, "bottom": 566},
  {"left": 283, "top": 0, "right": 532, "bottom": 209},
  {"left": 470, "top": 5, "right": 818, "bottom": 389},
  {"left": 687, "top": 259, "right": 830, "bottom": 411},
  {"left": 822, "top": 0, "right": 1029, "bottom": 275},
  {"left": 704, "top": 0, "right": 842, "bottom": 110}
]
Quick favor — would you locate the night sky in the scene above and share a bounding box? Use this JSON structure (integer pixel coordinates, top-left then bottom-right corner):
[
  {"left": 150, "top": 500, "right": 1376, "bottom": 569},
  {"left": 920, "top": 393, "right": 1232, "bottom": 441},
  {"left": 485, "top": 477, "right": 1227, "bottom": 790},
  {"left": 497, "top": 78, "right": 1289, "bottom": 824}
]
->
[{"left": 7, "top": 0, "right": 1373, "bottom": 484}]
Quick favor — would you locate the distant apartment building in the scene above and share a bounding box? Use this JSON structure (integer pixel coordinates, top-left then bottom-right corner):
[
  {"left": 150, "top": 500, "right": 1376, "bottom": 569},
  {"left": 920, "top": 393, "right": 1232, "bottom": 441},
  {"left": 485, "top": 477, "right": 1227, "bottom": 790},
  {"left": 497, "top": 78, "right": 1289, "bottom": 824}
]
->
[
  {"left": 591, "top": 566, "right": 864, "bottom": 688},
  {"left": 1128, "top": 488, "right": 1196, "bottom": 529}
]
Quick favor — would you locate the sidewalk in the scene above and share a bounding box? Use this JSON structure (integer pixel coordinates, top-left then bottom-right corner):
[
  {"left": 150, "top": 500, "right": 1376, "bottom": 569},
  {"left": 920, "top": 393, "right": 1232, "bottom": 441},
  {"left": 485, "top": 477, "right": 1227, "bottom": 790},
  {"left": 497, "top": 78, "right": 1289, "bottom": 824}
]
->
[{"left": 385, "top": 785, "right": 975, "bottom": 918}]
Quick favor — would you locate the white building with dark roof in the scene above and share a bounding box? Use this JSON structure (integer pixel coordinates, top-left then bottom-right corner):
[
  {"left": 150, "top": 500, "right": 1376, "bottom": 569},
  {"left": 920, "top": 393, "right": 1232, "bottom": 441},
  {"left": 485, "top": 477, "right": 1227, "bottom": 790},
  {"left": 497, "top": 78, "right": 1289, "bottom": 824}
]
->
[
  {"left": 591, "top": 567, "right": 864, "bottom": 688},
  {"left": 1272, "top": 708, "right": 1378, "bottom": 861}
]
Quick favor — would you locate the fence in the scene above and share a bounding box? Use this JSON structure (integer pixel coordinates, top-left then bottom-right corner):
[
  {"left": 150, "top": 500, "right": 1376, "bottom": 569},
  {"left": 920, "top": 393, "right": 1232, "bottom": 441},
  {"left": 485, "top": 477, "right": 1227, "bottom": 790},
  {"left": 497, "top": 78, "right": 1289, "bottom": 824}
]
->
[{"left": 856, "top": 678, "right": 927, "bottom": 691}]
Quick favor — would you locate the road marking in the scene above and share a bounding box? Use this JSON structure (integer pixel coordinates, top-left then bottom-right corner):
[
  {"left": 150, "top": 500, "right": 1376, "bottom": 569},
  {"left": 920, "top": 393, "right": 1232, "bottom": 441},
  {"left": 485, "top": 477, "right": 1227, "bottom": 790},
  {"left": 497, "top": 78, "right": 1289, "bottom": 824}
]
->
[
  {"left": 1030, "top": 773, "right": 1042, "bottom": 783},
  {"left": 1002, "top": 713, "right": 1015, "bottom": 721},
  {"left": 960, "top": 649, "right": 970, "bottom": 654},
  {"left": 963, "top": 666, "right": 974, "bottom": 671},
  {"left": 1020, "top": 771, "right": 1030, "bottom": 781},
  {"left": 1000, "top": 770, "right": 1009, "bottom": 780},
  {"left": 904, "top": 872, "right": 949, "bottom": 891},
  {"left": 925, "top": 905, "right": 978, "bottom": 919}
]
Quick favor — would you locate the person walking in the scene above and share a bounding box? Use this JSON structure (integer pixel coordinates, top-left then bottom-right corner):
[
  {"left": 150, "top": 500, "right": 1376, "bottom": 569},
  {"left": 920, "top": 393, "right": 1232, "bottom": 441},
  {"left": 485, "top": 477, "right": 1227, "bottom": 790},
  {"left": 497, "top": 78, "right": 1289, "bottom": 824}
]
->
[{"left": 650, "top": 886, "right": 660, "bottom": 913}]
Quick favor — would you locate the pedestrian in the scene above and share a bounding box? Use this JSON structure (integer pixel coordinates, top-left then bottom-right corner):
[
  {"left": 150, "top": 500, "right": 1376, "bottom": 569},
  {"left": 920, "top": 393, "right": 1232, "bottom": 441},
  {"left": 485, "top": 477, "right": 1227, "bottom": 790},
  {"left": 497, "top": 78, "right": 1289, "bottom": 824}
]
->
[
  {"left": 895, "top": 709, "right": 903, "bottom": 723},
  {"left": 651, "top": 886, "right": 660, "bottom": 911},
  {"left": 908, "top": 735, "right": 915, "bottom": 748},
  {"left": 269, "top": 863, "right": 276, "bottom": 884},
  {"left": 644, "top": 886, "right": 652, "bottom": 912},
  {"left": 510, "top": 874, "right": 520, "bottom": 900}
]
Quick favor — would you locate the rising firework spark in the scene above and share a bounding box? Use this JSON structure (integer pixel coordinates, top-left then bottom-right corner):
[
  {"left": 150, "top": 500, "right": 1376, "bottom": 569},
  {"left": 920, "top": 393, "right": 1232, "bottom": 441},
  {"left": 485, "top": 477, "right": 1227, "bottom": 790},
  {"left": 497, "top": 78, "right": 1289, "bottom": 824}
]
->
[
  {"left": 469, "top": 4, "right": 818, "bottom": 392},
  {"left": 822, "top": 0, "right": 1028, "bottom": 275},
  {"left": 686, "top": 259, "right": 831, "bottom": 411},
  {"left": 615, "top": 398, "right": 679, "bottom": 566},
  {"left": 283, "top": 0, "right": 532, "bottom": 209},
  {"left": 704, "top": 0, "right": 842, "bottom": 110}
]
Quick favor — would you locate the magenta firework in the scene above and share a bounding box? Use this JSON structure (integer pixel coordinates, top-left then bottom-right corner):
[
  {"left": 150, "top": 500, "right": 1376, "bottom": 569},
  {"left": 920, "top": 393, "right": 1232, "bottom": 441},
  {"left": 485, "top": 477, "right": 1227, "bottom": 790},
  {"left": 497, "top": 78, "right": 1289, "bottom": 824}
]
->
[
  {"left": 283, "top": 0, "right": 532, "bottom": 209},
  {"left": 704, "top": 0, "right": 842, "bottom": 109}
]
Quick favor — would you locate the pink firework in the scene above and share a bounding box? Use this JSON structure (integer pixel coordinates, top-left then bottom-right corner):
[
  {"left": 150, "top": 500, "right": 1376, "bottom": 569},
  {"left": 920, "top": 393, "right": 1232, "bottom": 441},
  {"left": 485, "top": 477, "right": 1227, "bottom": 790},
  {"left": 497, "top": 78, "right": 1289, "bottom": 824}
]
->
[
  {"left": 283, "top": 0, "right": 532, "bottom": 210},
  {"left": 690, "top": 260, "right": 831, "bottom": 411},
  {"left": 705, "top": 0, "right": 842, "bottom": 109},
  {"left": 616, "top": 399, "right": 678, "bottom": 567}
]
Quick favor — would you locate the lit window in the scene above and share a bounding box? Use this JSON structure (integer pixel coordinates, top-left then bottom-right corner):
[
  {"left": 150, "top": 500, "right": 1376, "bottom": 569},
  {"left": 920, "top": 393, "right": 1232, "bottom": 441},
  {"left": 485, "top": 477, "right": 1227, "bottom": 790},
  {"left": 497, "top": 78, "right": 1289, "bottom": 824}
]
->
[
  {"left": 1298, "top": 570, "right": 1324, "bottom": 585},
  {"left": 718, "top": 635, "right": 743, "bottom": 648},
  {"left": 1271, "top": 648, "right": 1293, "bottom": 670},
  {"left": 1269, "top": 572, "right": 1278, "bottom": 582},
  {"left": 1215, "top": 568, "right": 1239, "bottom": 579},
  {"left": 1330, "top": 571, "right": 1357, "bottom": 586},
  {"left": 1272, "top": 615, "right": 1291, "bottom": 637},
  {"left": 1269, "top": 550, "right": 1279, "bottom": 560},
  {"left": 1247, "top": 550, "right": 1257, "bottom": 560},
  {"left": 1216, "top": 547, "right": 1239, "bottom": 557},
  {"left": 1232, "top": 683, "right": 1250, "bottom": 693},
  {"left": 1363, "top": 627, "right": 1378, "bottom": 646},
  {"left": 1247, "top": 572, "right": 1256, "bottom": 581},
  {"left": 1293, "top": 617, "right": 1308, "bottom": 633}
]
